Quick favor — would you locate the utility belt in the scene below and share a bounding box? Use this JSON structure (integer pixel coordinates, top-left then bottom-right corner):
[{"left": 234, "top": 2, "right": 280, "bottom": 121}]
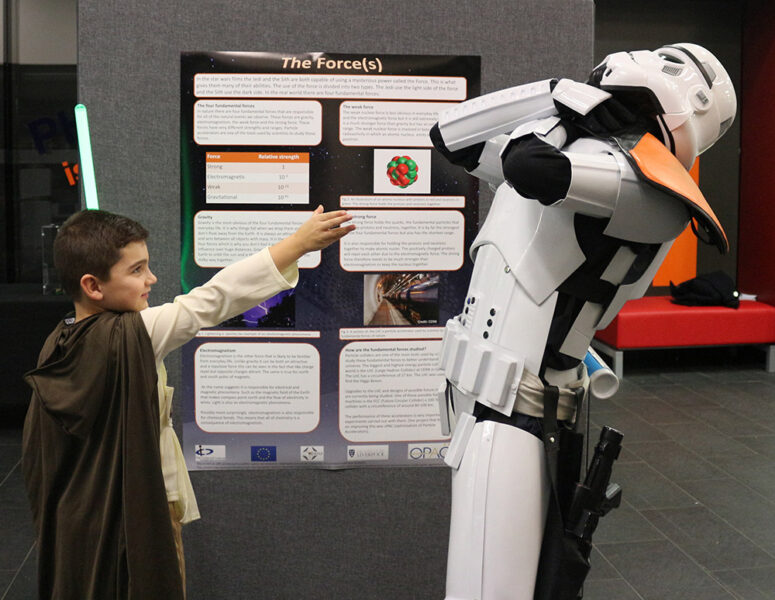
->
[{"left": 441, "top": 365, "right": 588, "bottom": 470}]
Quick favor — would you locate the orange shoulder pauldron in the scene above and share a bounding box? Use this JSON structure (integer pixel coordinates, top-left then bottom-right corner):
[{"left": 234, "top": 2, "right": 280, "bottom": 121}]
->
[{"left": 614, "top": 132, "right": 728, "bottom": 254}]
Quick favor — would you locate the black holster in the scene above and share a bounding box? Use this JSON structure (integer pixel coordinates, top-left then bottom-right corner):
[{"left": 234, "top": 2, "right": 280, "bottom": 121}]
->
[
  {"left": 533, "top": 385, "right": 588, "bottom": 600},
  {"left": 534, "top": 384, "right": 623, "bottom": 600}
]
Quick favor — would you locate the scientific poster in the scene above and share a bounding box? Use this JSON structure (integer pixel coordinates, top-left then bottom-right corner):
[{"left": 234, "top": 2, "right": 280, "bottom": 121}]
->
[{"left": 180, "top": 52, "right": 480, "bottom": 468}]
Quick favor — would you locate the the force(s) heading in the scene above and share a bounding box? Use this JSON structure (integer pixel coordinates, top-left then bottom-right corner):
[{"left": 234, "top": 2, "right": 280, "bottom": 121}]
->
[{"left": 280, "top": 56, "right": 383, "bottom": 73}]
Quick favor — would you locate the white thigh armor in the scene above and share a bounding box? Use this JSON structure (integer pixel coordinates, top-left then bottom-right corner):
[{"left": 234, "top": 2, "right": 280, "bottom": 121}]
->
[{"left": 445, "top": 421, "right": 549, "bottom": 600}]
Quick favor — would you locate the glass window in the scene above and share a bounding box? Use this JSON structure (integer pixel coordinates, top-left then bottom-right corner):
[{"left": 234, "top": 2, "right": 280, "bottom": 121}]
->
[{"left": 2, "top": 0, "right": 78, "bottom": 285}]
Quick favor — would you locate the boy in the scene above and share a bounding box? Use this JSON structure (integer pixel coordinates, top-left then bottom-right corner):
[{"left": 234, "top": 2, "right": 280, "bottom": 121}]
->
[{"left": 22, "top": 207, "right": 354, "bottom": 599}]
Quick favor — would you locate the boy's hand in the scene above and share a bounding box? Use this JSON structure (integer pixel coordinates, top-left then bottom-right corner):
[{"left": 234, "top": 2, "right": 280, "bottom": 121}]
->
[
  {"left": 269, "top": 205, "right": 355, "bottom": 272},
  {"left": 293, "top": 205, "right": 356, "bottom": 253}
]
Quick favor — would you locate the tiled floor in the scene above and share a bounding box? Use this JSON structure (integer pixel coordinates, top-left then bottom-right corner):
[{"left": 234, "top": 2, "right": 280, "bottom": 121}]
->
[
  {"left": 3, "top": 347, "right": 775, "bottom": 599},
  {"left": 0, "top": 404, "right": 35, "bottom": 600},
  {"left": 584, "top": 348, "right": 775, "bottom": 599}
]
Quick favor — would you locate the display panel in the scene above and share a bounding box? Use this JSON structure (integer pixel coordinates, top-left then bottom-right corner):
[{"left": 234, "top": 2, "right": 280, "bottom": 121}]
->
[{"left": 181, "top": 52, "right": 479, "bottom": 468}]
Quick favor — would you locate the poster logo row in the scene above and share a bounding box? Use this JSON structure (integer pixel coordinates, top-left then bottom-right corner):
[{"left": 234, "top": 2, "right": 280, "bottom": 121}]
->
[{"left": 194, "top": 443, "right": 448, "bottom": 463}]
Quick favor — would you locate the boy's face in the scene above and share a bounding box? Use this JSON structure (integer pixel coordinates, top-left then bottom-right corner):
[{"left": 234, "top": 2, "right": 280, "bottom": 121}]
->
[{"left": 98, "top": 240, "right": 157, "bottom": 312}]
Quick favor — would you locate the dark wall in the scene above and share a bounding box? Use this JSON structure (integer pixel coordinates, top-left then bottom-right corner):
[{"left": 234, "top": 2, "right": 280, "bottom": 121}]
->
[
  {"left": 78, "top": 2, "right": 593, "bottom": 598},
  {"left": 595, "top": 0, "right": 742, "bottom": 285},
  {"left": 739, "top": 0, "right": 775, "bottom": 304}
]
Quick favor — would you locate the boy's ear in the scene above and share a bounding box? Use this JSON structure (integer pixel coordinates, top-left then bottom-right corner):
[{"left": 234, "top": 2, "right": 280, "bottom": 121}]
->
[{"left": 80, "top": 274, "right": 104, "bottom": 302}]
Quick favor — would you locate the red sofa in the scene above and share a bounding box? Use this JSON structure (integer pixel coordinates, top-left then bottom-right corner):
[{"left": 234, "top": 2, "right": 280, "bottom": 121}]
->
[{"left": 592, "top": 296, "right": 775, "bottom": 377}]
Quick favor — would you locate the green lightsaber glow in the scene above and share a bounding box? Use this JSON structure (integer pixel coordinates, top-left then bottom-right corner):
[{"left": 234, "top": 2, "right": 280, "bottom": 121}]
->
[{"left": 74, "top": 104, "right": 99, "bottom": 210}]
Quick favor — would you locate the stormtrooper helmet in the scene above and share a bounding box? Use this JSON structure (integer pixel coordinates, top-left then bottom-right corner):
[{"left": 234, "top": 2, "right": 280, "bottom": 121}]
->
[{"left": 590, "top": 43, "right": 736, "bottom": 169}]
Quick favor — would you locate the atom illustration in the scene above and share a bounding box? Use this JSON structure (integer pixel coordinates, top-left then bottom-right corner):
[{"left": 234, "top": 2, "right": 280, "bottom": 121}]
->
[{"left": 386, "top": 155, "right": 418, "bottom": 188}]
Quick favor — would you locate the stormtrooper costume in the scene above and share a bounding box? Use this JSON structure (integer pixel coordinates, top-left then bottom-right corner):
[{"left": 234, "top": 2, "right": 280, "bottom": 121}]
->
[{"left": 432, "top": 44, "right": 736, "bottom": 600}]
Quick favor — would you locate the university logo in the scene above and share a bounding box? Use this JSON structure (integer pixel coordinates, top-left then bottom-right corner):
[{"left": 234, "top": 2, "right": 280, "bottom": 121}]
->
[
  {"left": 408, "top": 443, "right": 448, "bottom": 460},
  {"left": 194, "top": 444, "right": 225, "bottom": 460},
  {"left": 346, "top": 445, "right": 389, "bottom": 461},
  {"left": 300, "top": 446, "right": 324, "bottom": 462}
]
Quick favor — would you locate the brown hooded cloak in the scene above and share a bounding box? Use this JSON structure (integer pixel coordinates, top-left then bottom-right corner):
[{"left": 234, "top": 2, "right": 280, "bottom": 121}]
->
[{"left": 22, "top": 310, "right": 184, "bottom": 600}]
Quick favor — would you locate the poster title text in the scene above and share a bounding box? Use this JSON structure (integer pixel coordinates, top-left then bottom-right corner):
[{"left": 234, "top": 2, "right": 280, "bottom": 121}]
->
[{"left": 281, "top": 56, "right": 383, "bottom": 73}]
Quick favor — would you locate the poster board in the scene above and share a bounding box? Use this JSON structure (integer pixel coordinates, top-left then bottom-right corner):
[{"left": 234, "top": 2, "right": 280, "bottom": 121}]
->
[{"left": 180, "top": 52, "right": 480, "bottom": 468}]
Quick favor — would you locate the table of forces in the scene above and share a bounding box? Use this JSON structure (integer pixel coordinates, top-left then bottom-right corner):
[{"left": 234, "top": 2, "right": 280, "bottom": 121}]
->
[{"left": 205, "top": 152, "right": 310, "bottom": 205}]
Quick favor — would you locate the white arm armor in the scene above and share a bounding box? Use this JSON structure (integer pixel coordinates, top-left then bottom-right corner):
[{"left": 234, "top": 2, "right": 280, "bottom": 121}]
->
[
  {"left": 564, "top": 144, "right": 689, "bottom": 242},
  {"left": 435, "top": 78, "right": 615, "bottom": 190},
  {"left": 436, "top": 78, "right": 611, "bottom": 153},
  {"left": 506, "top": 118, "right": 690, "bottom": 242},
  {"left": 437, "top": 79, "right": 557, "bottom": 152}
]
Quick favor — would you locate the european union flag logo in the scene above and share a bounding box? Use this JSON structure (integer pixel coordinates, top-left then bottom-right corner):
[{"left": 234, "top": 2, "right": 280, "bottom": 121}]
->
[{"left": 251, "top": 446, "right": 277, "bottom": 462}]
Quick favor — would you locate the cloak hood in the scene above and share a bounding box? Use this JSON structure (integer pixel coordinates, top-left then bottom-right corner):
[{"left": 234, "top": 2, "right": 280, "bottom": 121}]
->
[{"left": 25, "top": 313, "right": 111, "bottom": 438}]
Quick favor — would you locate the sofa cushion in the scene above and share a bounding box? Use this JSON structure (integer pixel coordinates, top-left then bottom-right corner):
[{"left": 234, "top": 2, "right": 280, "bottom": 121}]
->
[{"left": 595, "top": 297, "right": 775, "bottom": 349}]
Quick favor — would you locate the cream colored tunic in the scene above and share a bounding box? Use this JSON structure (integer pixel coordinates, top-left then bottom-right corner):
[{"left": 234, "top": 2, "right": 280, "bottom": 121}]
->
[{"left": 140, "top": 248, "right": 298, "bottom": 524}]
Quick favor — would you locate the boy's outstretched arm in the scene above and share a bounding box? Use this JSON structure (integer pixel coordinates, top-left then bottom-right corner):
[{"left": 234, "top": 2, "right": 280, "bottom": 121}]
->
[
  {"left": 269, "top": 206, "right": 355, "bottom": 272},
  {"left": 142, "top": 206, "right": 354, "bottom": 362}
]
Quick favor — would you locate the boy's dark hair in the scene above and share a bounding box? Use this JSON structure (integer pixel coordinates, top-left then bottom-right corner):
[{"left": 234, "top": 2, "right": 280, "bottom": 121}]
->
[{"left": 54, "top": 210, "right": 149, "bottom": 299}]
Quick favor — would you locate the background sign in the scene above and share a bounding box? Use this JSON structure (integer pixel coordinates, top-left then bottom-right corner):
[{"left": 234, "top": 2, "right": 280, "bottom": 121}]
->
[{"left": 180, "top": 52, "right": 480, "bottom": 468}]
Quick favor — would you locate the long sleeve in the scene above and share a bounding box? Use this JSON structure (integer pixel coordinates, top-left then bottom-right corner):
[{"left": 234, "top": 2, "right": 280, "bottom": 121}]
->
[{"left": 140, "top": 247, "right": 298, "bottom": 362}]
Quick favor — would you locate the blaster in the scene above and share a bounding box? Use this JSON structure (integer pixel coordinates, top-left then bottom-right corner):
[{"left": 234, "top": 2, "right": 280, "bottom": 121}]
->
[{"left": 565, "top": 426, "right": 623, "bottom": 544}]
